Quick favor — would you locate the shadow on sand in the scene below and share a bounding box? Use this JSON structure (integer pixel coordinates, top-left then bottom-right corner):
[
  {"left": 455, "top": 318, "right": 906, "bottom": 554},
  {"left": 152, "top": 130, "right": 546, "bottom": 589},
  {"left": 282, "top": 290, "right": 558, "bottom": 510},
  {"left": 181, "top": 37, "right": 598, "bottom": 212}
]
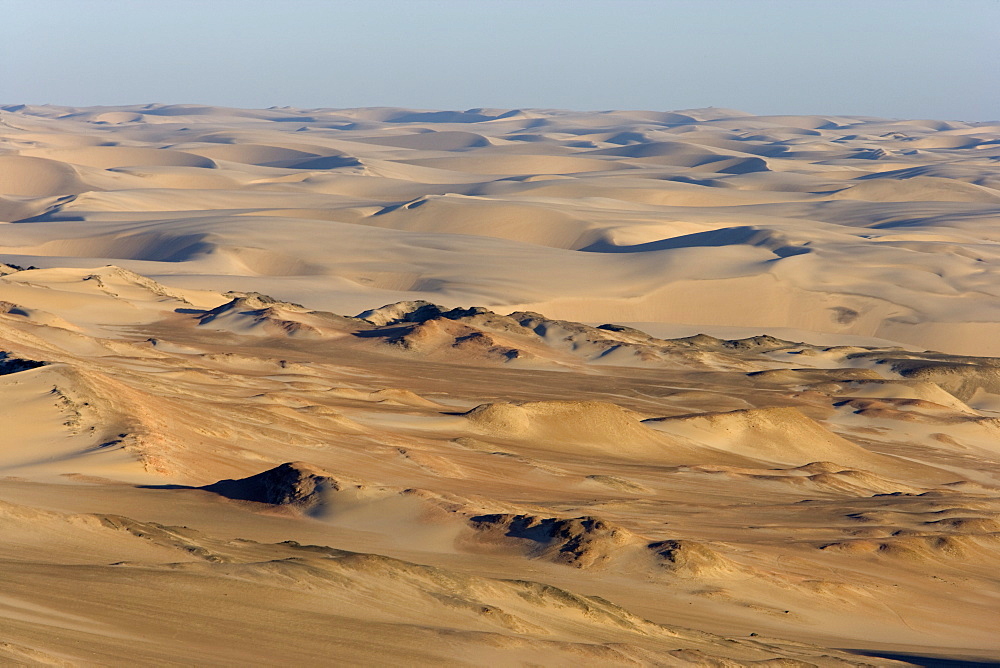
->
[{"left": 847, "top": 650, "right": 1000, "bottom": 667}]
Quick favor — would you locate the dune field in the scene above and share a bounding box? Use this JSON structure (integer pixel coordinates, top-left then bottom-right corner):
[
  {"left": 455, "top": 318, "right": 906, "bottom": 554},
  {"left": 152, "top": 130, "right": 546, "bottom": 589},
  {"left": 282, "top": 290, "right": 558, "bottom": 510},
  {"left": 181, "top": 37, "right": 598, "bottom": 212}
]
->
[{"left": 0, "top": 104, "right": 999, "bottom": 665}]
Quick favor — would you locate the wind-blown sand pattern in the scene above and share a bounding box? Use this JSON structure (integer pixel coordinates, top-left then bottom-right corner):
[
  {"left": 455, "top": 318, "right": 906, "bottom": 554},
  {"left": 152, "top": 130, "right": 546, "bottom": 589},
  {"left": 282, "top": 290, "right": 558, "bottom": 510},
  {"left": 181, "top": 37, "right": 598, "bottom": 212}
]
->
[{"left": 0, "top": 105, "right": 999, "bottom": 665}]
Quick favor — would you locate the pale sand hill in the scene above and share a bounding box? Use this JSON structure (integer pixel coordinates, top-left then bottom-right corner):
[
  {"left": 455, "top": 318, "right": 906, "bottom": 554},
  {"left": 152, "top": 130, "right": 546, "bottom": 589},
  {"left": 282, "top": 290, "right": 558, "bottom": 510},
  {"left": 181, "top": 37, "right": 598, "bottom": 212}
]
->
[{"left": 0, "top": 106, "right": 999, "bottom": 665}]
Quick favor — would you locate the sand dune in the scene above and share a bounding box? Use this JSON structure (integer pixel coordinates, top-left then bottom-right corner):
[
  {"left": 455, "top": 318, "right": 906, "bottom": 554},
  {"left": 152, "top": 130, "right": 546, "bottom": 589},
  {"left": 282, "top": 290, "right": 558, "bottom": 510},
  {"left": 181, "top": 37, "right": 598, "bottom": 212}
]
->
[
  {"left": 203, "top": 461, "right": 376, "bottom": 515},
  {"left": 353, "top": 130, "right": 492, "bottom": 151},
  {"left": 23, "top": 146, "right": 218, "bottom": 170},
  {"left": 461, "top": 400, "right": 683, "bottom": 461},
  {"left": 0, "top": 154, "right": 89, "bottom": 196},
  {"left": 3, "top": 102, "right": 1000, "bottom": 355},
  {"left": 1, "top": 105, "right": 999, "bottom": 664},
  {"left": 196, "top": 292, "right": 367, "bottom": 337},
  {"left": 645, "top": 406, "right": 901, "bottom": 469}
]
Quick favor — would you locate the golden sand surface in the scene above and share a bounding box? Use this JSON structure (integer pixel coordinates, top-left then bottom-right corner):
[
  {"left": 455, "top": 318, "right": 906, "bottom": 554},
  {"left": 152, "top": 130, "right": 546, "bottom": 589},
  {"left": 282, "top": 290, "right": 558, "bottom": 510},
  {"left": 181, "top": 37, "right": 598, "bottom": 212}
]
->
[{"left": 0, "top": 105, "right": 998, "bottom": 665}]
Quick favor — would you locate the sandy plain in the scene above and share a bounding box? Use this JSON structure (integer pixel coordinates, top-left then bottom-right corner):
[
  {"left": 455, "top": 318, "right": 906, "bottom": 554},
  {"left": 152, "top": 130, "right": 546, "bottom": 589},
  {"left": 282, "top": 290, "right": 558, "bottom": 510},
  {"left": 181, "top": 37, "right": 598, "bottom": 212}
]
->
[{"left": 0, "top": 104, "right": 998, "bottom": 666}]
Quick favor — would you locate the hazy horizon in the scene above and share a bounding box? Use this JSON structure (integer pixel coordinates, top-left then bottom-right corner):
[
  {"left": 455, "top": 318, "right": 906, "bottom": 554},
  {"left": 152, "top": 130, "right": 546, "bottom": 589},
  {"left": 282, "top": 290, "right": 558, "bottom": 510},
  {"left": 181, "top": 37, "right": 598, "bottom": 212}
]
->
[{"left": 3, "top": 0, "right": 997, "bottom": 121}]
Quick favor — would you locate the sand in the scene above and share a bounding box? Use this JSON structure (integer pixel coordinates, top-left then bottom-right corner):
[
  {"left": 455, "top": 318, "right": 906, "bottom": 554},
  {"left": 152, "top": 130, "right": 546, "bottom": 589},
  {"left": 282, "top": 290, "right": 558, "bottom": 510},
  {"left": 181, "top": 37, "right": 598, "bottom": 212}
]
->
[{"left": 0, "top": 104, "right": 998, "bottom": 665}]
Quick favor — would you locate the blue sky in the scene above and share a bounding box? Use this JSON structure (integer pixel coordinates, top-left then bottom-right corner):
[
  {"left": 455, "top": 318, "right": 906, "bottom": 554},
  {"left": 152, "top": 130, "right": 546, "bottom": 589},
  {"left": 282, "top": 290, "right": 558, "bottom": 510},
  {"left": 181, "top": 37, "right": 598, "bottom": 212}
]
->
[{"left": 3, "top": 0, "right": 997, "bottom": 120}]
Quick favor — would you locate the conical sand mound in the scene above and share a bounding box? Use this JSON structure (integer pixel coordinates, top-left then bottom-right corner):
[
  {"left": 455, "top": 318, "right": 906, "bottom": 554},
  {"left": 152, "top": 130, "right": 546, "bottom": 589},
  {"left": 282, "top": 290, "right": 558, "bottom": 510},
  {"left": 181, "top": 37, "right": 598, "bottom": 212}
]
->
[{"left": 202, "top": 461, "right": 347, "bottom": 512}]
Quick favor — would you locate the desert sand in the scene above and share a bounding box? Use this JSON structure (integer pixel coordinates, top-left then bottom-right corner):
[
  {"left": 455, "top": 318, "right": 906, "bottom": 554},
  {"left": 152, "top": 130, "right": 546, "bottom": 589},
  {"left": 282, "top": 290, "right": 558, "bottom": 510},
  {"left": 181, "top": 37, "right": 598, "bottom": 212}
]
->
[{"left": 0, "top": 104, "right": 998, "bottom": 666}]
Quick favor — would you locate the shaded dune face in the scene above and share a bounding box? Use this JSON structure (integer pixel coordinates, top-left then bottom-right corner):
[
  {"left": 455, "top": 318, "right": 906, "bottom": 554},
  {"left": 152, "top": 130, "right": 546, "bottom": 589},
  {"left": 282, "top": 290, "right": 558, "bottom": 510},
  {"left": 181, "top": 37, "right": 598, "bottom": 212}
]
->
[{"left": 0, "top": 106, "right": 999, "bottom": 665}]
